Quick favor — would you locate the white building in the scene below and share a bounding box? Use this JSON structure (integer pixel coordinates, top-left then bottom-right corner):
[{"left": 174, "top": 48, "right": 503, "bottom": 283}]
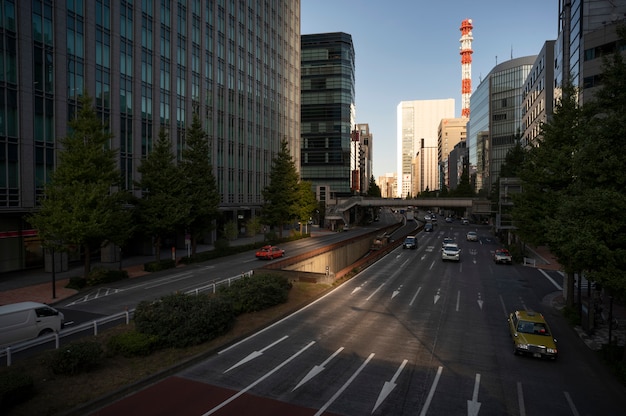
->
[{"left": 396, "top": 99, "right": 455, "bottom": 197}]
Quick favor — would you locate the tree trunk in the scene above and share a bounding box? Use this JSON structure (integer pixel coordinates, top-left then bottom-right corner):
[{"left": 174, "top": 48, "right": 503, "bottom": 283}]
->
[
  {"left": 154, "top": 236, "right": 161, "bottom": 262},
  {"left": 83, "top": 244, "right": 91, "bottom": 278},
  {"left": 565, "top": 271, "right": 575, "bottom": 308}
]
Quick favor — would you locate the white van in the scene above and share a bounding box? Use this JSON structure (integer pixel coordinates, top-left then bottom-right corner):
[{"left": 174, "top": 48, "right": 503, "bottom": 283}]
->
[{"left": 0, "top": 302, "right": 65, "bottom": 348}]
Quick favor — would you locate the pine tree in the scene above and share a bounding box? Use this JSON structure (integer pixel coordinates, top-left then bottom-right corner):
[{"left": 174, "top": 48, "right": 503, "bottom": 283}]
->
[
  {"left": 136, "top": 128, "right": 189, "bottom": 261},
  {"left": 262, "top": 140, "right": 300, "bottom": 238},
  {"left": 29, "top": 94, "right": 132, "bottom": 278},
  {"left": 366, "top": 176, "right": 382, "bottom": 197},
  {"left": 180, "top": 113, "right": 220, "bottom": 255}
]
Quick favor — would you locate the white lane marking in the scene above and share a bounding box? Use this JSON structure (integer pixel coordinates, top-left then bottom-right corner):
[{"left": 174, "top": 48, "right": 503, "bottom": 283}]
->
[
  {"left": 517, "top": 382, "right": 526, "bottom": 416},
  {"left": 456, "top": 290, "right": 461, "bottom": 312},
  {"left": 429, "top": 261, "right": 436, "bottom": 270},
  {"left": 292, "top": 347, "right": 344, "bottom": 391},
  {"left": 366, "top": 283, "right": 385, "bottom": 301},
  {"left": 314, "top": 353, "right": 375, "bottom": 416},
  {"left": 373, "top": 359, "right": 408, "bottom": 413},
  {"left": 539, "top": 268, "right": 563, "bottom": 290},
  {"left": 467, "top": 373, "right": 482, "bottom": 416},
  {"left": 564, "top": 391, "right": 580, "bottom": 416},
  {"left": 202, "top": 341, "right": 315, "bottom": 416},
  {"left": 419, "top": 366, "right": 443, "bottom": 416},
  {"left": 224, "top": 335, "right": 288, "bottom": 373},
  {"left": 477, "top": 292, "right": 484, "bottom": 310},
  {"left": 409, "top": 287, "right": 422, "bottom": 306}
]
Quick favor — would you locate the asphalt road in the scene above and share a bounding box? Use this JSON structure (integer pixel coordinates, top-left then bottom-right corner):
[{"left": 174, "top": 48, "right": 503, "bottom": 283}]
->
[{"left": 89, "top": 221, "right": 626, "bottom": 416}]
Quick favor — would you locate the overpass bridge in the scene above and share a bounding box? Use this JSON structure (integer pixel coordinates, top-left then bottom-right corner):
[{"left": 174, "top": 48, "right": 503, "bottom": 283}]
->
[{"left": 325, "top": 196, "right": 492, "bottom": 222}]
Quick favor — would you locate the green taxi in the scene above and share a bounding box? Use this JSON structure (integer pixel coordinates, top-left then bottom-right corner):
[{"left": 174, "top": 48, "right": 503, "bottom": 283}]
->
[{"left": 508, "top": 310, "right": 558, "bottom": 360}]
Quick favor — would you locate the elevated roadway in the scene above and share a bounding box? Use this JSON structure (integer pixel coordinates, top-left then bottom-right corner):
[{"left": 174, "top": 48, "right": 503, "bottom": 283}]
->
[{"left": 326, "top": 196, "right": 492, "bottom": 221}]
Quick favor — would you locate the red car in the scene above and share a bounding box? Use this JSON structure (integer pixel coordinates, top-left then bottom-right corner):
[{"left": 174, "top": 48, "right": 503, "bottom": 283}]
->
[{"left": 255, "top": 245, "right": 285, "bottom": 260}]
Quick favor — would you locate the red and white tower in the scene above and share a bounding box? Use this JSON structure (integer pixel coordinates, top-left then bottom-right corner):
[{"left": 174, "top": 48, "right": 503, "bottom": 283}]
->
[{"left": 459, "top": 19, "right": 473, "bottom": 118}]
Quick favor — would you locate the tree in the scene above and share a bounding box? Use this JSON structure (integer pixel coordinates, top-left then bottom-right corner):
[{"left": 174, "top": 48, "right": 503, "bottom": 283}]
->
[
  {"left": 29, "top": 94, "right": 132, "bottom": 278},
  {"left": 136, "top": 128, "right": 189, "bottom": 262},
  {"left": 451, "top": 166, "right": 475, "bottom": 197},
  {"left": 366, "top": 176, "right": 381, "bottom": 197},
  {"left": 570, "top": 30, "right": 626, "bottom": 298},
  {"left": 180, "top": 113, "right": 220, "bottom": 255},
  {"left": 512, "top": 83, "right": 584, "bottom": 307},
  {"left": 295, "top": 181, "right": 318, "bottom": 234},
  {"left": 262, "top": 140, "right": 300, "bottom": 238}
]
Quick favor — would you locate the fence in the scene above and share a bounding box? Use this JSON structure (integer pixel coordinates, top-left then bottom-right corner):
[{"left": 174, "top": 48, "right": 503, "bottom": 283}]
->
[{"left": 0, "top": 270, "right": 253, "bottom": 366}]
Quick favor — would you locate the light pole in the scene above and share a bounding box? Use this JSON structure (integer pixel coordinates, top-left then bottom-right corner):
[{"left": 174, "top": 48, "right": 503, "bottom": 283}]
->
[{"left": 51, "top": 246, "right": 56, "bottom": 299}]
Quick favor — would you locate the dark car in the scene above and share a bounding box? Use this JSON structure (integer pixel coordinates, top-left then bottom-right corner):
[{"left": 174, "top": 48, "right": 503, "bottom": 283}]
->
[{"left": 424, "top": 223, "right": 433, "bottom": 232}]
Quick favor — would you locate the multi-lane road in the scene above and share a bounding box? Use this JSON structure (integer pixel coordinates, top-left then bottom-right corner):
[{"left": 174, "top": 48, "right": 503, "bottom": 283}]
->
[{"left": 86, "top": 219, "right": 626, "bottom": 415}]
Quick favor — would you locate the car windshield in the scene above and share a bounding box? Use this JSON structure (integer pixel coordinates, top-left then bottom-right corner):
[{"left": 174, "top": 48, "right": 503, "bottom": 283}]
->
[
  {"left": 443, "top": 245, "right": 458, "bottom": 251},
  {"left": 517, "top": 320, "right": 550, "bottom": 335}
]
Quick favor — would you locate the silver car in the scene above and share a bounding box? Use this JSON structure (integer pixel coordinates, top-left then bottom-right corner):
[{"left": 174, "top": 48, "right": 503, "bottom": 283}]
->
[{"left": 441, "top": 243, "right": 461, "bottom": 261}]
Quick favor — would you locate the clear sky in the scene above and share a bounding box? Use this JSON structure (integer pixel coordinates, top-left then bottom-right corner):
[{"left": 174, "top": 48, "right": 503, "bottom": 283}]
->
[{"left": 301, "top": 0, "right": 559, "bottom": 179}]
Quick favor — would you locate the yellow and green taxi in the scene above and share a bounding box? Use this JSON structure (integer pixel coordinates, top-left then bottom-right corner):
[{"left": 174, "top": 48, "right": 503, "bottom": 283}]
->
[{"left": 508, "top": 310, "right": 558, "bottom": 360}]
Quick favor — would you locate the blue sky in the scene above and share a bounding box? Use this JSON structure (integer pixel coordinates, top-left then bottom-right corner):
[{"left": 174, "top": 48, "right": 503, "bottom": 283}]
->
[{"left": 301, "top": 0, "right": 558, "bottom": 179}]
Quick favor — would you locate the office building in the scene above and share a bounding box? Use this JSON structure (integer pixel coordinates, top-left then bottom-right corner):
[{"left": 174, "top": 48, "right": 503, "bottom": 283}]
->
[
  {"left": 437, "top": 118, "right": 467, "bottom": 189},
  {"left": 467, "top": 56, "right": 535, "bottom": 194},
  {"left": 396, "top": 99, "right": 454, "bottom": 197},
  {"left": 355, "top": 123, "right": 373, "bottom": 195},
  {"left": 301, "top": 32, "right": 356, "bottom": 202},
  {"left": 0, "top": 1, "right": 301, "bottom": 273},
  {"left": 521, "top": 41, "right": 555, "bottom": 147}
]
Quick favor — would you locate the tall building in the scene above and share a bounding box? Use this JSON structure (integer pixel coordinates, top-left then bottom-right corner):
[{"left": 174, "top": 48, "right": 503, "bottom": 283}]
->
[
  {"left": 437, "top": 118, "right": 467, "bottom": 189},
  {"left": 355, "top": 123, "right": 373, "bottom": 195},
  {"left": 467, "top": 56, "right": 536, "bottom": 194},
  {"left": 377, "top": 173, "right": 397, "bottom": 199},
  {"left": 396, "top": 99, "right": 454, "bottom": 197},
  {"left": 522, "top": 41, "right": 555, "bottom": 148},
  {"left": 0, "top": 1, "right": 301, "bottom": 273},
  {"left": 301, "top": 32, "right": 356, "bottom": 201}
]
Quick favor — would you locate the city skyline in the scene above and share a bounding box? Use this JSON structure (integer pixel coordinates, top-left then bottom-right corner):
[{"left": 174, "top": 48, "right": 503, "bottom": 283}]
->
[{"left": 301, "top": 0, "right": 558, "bottom": 179}]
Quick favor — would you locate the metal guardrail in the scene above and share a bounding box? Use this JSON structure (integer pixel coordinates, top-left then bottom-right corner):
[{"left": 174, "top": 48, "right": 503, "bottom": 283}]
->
[{"left": 0, "top": 270, "right": 254, "bottom": 366}]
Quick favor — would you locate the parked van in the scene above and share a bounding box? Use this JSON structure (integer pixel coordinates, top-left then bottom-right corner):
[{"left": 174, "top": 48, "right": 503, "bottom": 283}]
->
[{"left": 0, "top": 302, "right": 65, "bottom": 348}]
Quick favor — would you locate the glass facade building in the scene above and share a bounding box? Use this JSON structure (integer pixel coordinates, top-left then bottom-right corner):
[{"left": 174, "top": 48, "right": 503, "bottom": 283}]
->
[
  {"left": 467, "top": 57, "right": 535, "bottom": 194},
  {"left": 0, "top": 0, "right": 301, "bottom": 272},
  {"left": 300, "top": 32, "right": 355, "bottom": 199}
]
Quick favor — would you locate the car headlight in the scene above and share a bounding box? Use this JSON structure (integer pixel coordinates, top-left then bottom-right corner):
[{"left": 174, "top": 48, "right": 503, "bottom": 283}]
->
[
  {"left": 517, "top": 343, "right": 529, "bottom": 350},
  {"left": 546, "top": 348, "right": 557, "bottom": 354}
]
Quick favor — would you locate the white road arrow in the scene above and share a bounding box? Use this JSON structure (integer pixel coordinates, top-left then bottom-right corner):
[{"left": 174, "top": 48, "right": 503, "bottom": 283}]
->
[
  {"left": 467, "top": 373, "right": 482, "bottom": 416},
  {"left": 434, "top": 288, "right": 441, "bottom": 304},
  {"left": 392, "top": 285, "right": 402, "bottom": 299},
  {"left": 224, "top": 335, "right": 288, "bottom": 373},
  {"left": 372, "top": 359, "right": 408, "bottom": 413},
  {"left": 292, "top": 347, "right": 344, "bottom": 391},
  {"left": 477, "top": 292, "right": 484, "bottom": 310}
]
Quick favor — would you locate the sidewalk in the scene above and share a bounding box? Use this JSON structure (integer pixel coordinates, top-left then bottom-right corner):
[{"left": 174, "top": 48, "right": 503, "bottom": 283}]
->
[{"left": 525, "top": 245, "right": 626, "bottom": 349}]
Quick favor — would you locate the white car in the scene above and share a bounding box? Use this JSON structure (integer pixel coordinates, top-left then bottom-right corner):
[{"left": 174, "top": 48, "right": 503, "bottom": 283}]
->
[
  {"left": 466, "top": 231, "right": 479, "bottom": 242},
  {"left": 441, "top": 243, "right": 461, "bottom": 261}
]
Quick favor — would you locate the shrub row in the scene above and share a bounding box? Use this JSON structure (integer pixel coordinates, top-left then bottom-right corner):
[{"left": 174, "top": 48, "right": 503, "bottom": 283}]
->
[
  {"left": 134, "top": 293, "right": 236, "bottom": 348},
  {"left": 218, "top": 274, "right": 292, "bottom": 314},
  {"left": 0, "top": 369, "right": 34, "bottom": 410}
]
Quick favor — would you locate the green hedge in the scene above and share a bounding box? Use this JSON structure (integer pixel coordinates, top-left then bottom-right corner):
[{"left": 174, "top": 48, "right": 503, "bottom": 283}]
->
[
  {"left": 134, "top": 293, "right": 236, "bottom": 348},
  {"left": 107, "top": 330, "right": 160, "bottom": 357},
  {"left": 218, "top": 273, "right": 292, "bottom": 314},
  {"left": 47, "top": 341, "right": 104, "bottom": 375}
]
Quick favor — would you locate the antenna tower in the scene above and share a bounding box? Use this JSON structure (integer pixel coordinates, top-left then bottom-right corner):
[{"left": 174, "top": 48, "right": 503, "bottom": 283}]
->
[{"left": 459, "top": 19, "right": 473, "bottom": 118}]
